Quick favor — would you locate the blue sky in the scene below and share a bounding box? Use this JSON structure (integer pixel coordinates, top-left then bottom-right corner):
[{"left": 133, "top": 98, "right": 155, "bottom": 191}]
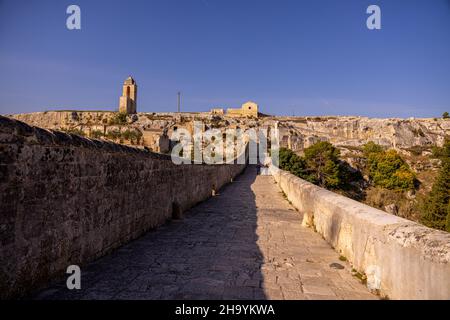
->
[{"left": 0, "top": 0, "right": 449, "bottom": 117}]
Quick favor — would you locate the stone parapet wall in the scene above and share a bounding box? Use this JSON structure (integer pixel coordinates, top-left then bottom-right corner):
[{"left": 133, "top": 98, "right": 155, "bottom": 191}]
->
[
  {"left": 0, "top": 116, "right": 246, "bottom": 299},
  {"left": 270, "top": 166, "right": 450, "bottom": 300}
]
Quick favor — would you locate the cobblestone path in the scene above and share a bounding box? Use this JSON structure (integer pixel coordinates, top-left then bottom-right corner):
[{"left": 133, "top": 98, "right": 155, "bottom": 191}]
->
[{"left": 35, "top": 166, "right": 376, "bottom": 300}]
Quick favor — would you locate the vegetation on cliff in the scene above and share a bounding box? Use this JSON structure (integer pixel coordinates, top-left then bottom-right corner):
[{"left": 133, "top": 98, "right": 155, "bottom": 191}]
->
[
  {"left": 60, "top": 128, "right": 85, "bottom": 136},
  {"left": 90, "top": 129, "right": 104, "bottom": 139},
  {"left": 105, "top": 129, "right": 143, "bottom": 145},
  {"left": 109, "top": 112, "right": 128, "bottom": 125},
  {"left": 279, "top": 142, "right": 356, "bottom": 190},
  {"left": 279, "top": 147, "right": 307, "bottom": 178},
  {"left": 363, "top": 143, "right": 416, "bottom": 191},
  {"left": 419, "top": 139, "right": 450, "bottom": 231},
  {"left": 280, "top": 140, "right": 449, "bottom": 232},
  {"left": 303, "top": 141, "right": 342, "bottom": 189}
]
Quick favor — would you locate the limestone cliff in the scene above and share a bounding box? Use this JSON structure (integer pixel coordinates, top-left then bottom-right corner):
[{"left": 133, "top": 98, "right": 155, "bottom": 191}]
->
[
  {"left": 275, "top": 116, "right": 449, "bottom": 152},
  {"left": 6, "top": 112, "right": 450, "bottom": 154}
]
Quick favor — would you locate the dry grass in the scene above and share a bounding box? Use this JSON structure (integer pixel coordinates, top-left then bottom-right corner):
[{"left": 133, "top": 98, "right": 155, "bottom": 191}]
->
[{"left": 363, "top": 187, "right": 420, "bottom": 222}]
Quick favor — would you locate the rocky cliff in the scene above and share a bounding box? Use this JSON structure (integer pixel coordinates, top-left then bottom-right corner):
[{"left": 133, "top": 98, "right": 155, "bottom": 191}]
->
[
  {"left": 6, "top": 112, "right": 450, "bottom": 153},
  {"left": 275, "top": 116, "right": 449, "bottom": 152}
]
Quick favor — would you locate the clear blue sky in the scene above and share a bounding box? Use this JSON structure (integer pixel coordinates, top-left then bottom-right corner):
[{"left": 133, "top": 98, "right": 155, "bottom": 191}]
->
[{"left": 0, "top": 0, "right": 449, "bottom": 117}]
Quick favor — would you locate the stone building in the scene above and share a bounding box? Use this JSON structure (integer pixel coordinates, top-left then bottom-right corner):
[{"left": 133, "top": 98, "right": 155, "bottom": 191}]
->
[
  {"left": 210, "top": 108, "right": 225, "bottom": 115},
  {"left": 227, "top": 101, "right": 258, "bottom": 118},
  {"left": 119, "top": 76, "right": 137, "bottom": 114}
]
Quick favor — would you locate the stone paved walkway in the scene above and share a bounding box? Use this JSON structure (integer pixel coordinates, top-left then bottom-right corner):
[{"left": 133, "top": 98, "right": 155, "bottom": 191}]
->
[{"left": 34, "top": 166, "right": 376, "bottom": 300}]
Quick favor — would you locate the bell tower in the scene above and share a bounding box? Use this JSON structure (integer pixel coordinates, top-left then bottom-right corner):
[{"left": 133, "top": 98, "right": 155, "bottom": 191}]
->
[{"left": 119, "top": 76, "right": 137, "bottom": 114}]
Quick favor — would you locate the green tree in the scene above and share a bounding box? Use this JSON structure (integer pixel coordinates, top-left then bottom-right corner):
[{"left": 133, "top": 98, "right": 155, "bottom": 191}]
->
[
  {"left": 109, "top": 112, "right": 128, "bottom": 125},
  {"left": 443, "top": 112, "right": 449, "bottom": 119},
  {"left": 367, "top": 149, "right": 416, "bottom": 190},
  {"left": 106, "top": 129, "right": 121, "bottom": 141},
  {"left": 303, "top": 141, "right": 342, "bottom": 189},
  {"left": 122, "top": 129, "right": 143, "bottom": 145},
  {"left": 363, "top": 141, "right": 384, "bottom": 156},
  {"left": 279, "top": 148, "right": 307, "bottom": 178},
  {"left": 362, "top": 142, "right": 416, "bottom": 191},
  {"left": 420, "top": 139, "right": 450, "bottom": 231},
  {"left": 447, "top": 202, "right": 450, "bottom": 232}
]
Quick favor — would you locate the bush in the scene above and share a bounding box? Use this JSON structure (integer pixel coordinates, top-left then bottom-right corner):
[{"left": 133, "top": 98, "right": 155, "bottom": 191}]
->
[
  {"left": 303, "top": 141, "right": 342, "bottom": 189},
  {"left": 106, "top": 129, "right": 121, "bottom": 141},
  {"left": 105, "top": 129, "right": 143, "bottom": 145},
  {"left": 61, "top": 128, "right": 85, "bottom": 136},
  {"left": 109, "top": 112, "right": 128, "bottom": 125},
  {"left": 122, "top": 129, "right": 143, "bottom": 145},
  {"left": 90, "top": 130, "right": 104, "bottom": 139},
  {"left": 279, "top": 148, "right": 307, "bottom": 178},
  {"left": 363, "top": 142, "right": 416, "bottom": 191},
  {"left": 279, "top": 142, "right": 352, "bottom": 189},
  {"left": 431, "top": 141, "right": 449, "bottom": 159},
  {"left": 443, "top": 112, "right": 449, "bottom": 119},
  {"left": 363, "top": 141, "right": 384, "bottom": 156},
  {"left": 420, "top": 139, "right": 450, "bottom": 231},
  {"left": 447, "top": 203, "right": 450, "bottom": 231},
  {"left": 367, "top": 149, "right": 416, "bottom": 190}
]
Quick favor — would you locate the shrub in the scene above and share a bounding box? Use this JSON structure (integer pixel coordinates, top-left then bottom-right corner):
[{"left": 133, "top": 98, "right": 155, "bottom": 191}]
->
[
  {"left": 443, "top": 112, "right": 449, "bottom": 119},
  {"left": 90, "top": 130, "right": 104, "bottom": 139},
  {"left": 431, "top": 140, "right": 450, "bottom": 158},
  {"left": 109, "top": 112, "right": 128, "bottom": 125},
  {"left": 61, "top": 128, "right": 85, "bottom": 136},
  {"left": 363, "top": 141, "right": 384, "bottom": 156},
  {"left": 280, "top": 142, "right": 351, "bottom": 189},
  {"left": 279, "top": 148, "right": 307, "bottom": 178},
  {"left": 363, "top": 142, "right": 416, "bottom": 191},
  {"left": 447, "top": 203, "right": 450, "bottom": 231},
  {"left": 303, "top": 141, "right": 343, "bottom": 189},
  {"left": 420, "top": 139, "right": 450, "bottom": 231},
  {"left": 106, "top": 129, "right": 121, "bottom": 141},
  {"left": 122, "top": 129, "right": 143, "bottom": 145},
  {"left": 366, "top": 149, "right": 416, "bottom": 190}
]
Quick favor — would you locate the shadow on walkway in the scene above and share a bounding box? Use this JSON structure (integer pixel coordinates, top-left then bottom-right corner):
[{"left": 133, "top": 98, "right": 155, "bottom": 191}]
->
[{"left": 34, "top": 166, "right": 265, "bottom": 300}]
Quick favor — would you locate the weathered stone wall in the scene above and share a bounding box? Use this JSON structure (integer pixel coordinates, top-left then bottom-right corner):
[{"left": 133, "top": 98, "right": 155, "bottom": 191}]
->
[
  {"left": 270, "top": 166, "right": 450, "bottom": 300},
  {"left": 0, "top": 116, "right": 246, "bottom": 299}
]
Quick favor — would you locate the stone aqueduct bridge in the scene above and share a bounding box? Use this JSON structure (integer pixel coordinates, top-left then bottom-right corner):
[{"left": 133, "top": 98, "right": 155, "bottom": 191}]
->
[{"left": 0, "top": 115, "right": 449, "bottom": 300}]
